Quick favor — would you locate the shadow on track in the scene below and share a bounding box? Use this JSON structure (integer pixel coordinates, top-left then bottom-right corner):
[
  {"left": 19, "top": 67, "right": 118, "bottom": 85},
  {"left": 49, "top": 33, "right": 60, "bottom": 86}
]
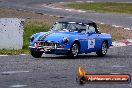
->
[{"left": 40, "top": 54, "right": 113, "bottom": 60}]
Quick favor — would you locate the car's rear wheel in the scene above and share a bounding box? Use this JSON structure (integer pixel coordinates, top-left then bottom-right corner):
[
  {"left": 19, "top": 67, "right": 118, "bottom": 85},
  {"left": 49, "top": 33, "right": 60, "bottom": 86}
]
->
[
  {"left": 96, "top": 41, "right": 108, "bottom": 57},
  {"left": 67, "top": 42, "right": 79, "bottom": 58},
  {"left": 30, "top": 50, "right": 43, "bottom": 58}
]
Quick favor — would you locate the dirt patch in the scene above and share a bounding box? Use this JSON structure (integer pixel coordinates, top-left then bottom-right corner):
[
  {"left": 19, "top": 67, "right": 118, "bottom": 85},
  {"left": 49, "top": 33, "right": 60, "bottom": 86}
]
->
[
  {"left": 0, "top": 8, "right": 57, "bottom": 25},
  {"left": 98, "top": 24, "right": 132, "bottom": 41},
  {"left": 42, "top": 2, "right": 70, "bottom": 9}
]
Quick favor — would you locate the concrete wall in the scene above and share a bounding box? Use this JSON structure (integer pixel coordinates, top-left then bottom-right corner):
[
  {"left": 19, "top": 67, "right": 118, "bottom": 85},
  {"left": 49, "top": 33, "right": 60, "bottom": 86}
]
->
[{"left": 0, "top": 18, "right": 24, "bottom": 49}]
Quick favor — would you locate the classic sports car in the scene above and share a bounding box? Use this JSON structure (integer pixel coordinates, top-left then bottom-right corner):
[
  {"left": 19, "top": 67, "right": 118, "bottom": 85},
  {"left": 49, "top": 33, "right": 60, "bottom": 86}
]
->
[{"left": 29, "top": 18, "right": 112, "bottom": 58}]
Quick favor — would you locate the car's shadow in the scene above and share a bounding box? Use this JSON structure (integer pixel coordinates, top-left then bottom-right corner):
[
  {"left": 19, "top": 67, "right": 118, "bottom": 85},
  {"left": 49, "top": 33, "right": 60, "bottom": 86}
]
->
[
  {"left": 30, "top": 52, "right": 132, "bottom": 60},
  {"left": 40, "top": 54, "right": 117, "bottom": 60}
]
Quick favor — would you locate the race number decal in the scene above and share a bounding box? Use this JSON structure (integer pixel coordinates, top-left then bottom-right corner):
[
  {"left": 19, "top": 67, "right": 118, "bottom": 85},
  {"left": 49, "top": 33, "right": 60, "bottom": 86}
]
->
[{"left": 88, "top": 39, "right": 95, "bottom": 49}]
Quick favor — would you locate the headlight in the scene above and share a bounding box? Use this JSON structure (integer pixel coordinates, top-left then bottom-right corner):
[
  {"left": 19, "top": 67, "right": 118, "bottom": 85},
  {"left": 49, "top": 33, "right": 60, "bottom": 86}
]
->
[
  {"left": 63, "top": 38, "right": 69, "bottom": 44},
  {"left": 30, "top": 37, "right": 34, "bottom": 42}
]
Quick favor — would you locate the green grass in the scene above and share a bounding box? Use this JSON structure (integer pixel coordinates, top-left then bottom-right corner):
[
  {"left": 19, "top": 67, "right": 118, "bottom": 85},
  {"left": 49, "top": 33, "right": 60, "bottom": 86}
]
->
[
  {"left": 65, "top": 2, "right": 132, "bottom": 14},
  {"left": 0, "top": 49, "right": 29, "bottom": 55},
  {"left": 0, "top": 21, "right": 50, "bottom": 55}
]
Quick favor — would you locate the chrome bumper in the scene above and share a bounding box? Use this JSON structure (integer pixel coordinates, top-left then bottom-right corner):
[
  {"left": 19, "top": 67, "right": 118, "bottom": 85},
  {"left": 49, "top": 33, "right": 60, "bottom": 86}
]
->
[{"left": 29, "top": 46, "right": 70, "bottom": 52}]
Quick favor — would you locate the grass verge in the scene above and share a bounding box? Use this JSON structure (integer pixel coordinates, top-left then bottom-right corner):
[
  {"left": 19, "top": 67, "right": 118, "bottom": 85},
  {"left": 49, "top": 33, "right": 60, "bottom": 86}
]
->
[
  {"left": 0, "top": 49, "right": 29, "bottom": 55},
  {"left": 64, "top": 2, "right": 132, "bottom": 14}
]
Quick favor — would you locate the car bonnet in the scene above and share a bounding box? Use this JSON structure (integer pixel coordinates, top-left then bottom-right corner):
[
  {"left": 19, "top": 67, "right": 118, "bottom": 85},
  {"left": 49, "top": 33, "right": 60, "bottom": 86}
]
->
[{"left": 38, "top": 32, "right": 77, "bottom": 43}]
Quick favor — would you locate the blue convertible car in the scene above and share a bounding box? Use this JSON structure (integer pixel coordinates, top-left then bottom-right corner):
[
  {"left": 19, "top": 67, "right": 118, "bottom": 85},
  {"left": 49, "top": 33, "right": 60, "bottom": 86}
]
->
[{"left": 29, "top": 18, "right": 112, "bottom": 58}]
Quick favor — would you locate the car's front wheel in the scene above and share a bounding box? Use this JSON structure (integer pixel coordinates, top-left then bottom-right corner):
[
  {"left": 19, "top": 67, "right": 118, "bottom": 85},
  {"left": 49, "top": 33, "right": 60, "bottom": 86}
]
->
[
  {"left": 96, "top": 41, "right": 108, "bottom": 57},
  {"left": 67, "top": 42, "right": 79, "bottom": 58},
  {"left": 30, "top": 50, "right": 43, "bottom": 58}
]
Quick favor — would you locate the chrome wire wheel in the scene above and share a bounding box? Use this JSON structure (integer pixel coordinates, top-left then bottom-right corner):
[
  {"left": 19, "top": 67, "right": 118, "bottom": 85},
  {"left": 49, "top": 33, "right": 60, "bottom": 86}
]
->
[
  {"left": 102, "top": 42, "right": 107, "bottom": 55},
  {"left": 71, "top": 43, "right": 79, "bottom": 57},
  {"left": 96, "top": 41, "right": 108, "bottom": 57}
]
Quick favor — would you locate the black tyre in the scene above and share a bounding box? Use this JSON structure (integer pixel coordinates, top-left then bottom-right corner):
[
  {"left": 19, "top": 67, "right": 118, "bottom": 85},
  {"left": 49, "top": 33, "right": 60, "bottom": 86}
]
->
[
  {"left": 96, "top": 41, "right": 108, "bottom": 57},
  {"left": 30, "top": 50, "right": 43, "bottom": 58},
  {"left": 67, "top": 42, "right": 79, "bottom": 58},
  {"left": 79, "top": 77, "right": 87, "bottom": 84}
]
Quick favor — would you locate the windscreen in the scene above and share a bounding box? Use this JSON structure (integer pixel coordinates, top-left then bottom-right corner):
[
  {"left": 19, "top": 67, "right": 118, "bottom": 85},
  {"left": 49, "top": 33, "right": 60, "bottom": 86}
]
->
[{"left": 51, "top": 22, "right": 86, "bottom": 33}]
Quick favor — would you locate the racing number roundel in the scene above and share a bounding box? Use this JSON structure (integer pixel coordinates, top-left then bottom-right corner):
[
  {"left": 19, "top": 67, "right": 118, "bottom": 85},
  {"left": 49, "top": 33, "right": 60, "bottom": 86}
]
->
[{"left": 88, "top": 39, "right": 95, "bottom": 49}]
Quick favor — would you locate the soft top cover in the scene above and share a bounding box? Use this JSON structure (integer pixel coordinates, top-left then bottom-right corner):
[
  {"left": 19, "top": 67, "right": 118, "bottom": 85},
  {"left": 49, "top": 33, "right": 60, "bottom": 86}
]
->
[
  {"left": 57, "top": 18, "right": 98, "bottom": 31},
  {"left": 57, "top": 18, "right": 94, "bottom": 24}
]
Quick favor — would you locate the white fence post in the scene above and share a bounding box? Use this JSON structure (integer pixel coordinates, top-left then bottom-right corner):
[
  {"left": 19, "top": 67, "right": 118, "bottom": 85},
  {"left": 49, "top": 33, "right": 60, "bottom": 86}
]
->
[{"left": 0, "top": 18, "right": 24, "bottom": 49}]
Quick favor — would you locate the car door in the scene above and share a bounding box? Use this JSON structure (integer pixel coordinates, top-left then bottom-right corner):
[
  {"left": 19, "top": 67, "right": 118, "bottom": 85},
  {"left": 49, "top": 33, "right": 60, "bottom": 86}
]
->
[{"left": 86, "top": 26, "right": 101, "bottom": 52}]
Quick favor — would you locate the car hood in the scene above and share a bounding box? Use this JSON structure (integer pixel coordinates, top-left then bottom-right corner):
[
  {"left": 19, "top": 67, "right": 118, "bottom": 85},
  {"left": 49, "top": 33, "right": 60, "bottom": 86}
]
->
[{"left": 38, "top": 32, "right": 78, "bottom": 43}]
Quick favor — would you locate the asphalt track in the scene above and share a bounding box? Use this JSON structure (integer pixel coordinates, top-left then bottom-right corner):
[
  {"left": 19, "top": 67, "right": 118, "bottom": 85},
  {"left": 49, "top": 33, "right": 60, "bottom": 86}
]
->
[
  {"left": 0, "top": 46, "right": 132, "bottom": 88},
  {"left": 0, "top": 0, "right": 132, "bottom": 88}
]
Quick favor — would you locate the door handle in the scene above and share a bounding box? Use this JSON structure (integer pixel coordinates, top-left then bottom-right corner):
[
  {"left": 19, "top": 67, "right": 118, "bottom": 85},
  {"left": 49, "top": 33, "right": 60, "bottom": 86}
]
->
[{"left": 97, "top": 35, "right": 100, "bottom": 37}]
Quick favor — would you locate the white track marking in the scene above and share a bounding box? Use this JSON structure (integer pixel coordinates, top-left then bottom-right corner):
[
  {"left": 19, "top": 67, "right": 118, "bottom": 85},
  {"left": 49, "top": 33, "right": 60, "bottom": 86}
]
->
[
  {"left": 1, "top": 71, "right": 29, "bottom": 74},
  {"left": 112, "top": 65, "right": 125, "bottom": 68},
  {"left": 112, "top": 25, "right": 117, "bottom": 27},
  {"left": 65, "top": 9, "right": 86, "bottom": 13},
  {"left": 112, "top": 39, "right": 132, "bottom": 47},
  {"left": 43, "top": 5, "right": 54, "bottom": 9},
  {"left": 124, "top": 28, "right": 131, "bottom": 30},
  {"left": 20, "top": 54, "right": 27, "bottom": 56},
  {"left": 0, "top": 55, "right": 8, "bottom": 56},
  {"left": 65, "top": 9, "right": 74, "bottom": 11},
  {"left": 77, "top": 10, "right": 86, "bottom": 13},
  {"left": 49, "top": 15, "right": 54, "bottom": 17},
  {"left": 115, "top": 26, "right": 122, "bottom": 28},
  {"left": 10, "top": 85, "right": 27, "bottom": 88},
  {"left": 42, "top": 4, "right": 87, "bottom": 13},
  {"left": 54, "top": 8, "right": 62, "bottom": 10},
  {"left": 127, "top": 39, "right": 132, "bottom": 42},
  {"left": 112, "top": 25, "right": 122, "bottom": 28},
  {"left": 112, "top": 42, "right": 126, "bottom": 47},
  {"left": 112, "top": 25, "right": 131, "bottom": 31},
  {"left": 86, "top": 1, "right": 94, "bottom": 3},
  {"left": 44, "top": 14, "right": 48, "bottom": 15},
  {"left": 100, "top": 22, "right": 104, "bottom": 24}
]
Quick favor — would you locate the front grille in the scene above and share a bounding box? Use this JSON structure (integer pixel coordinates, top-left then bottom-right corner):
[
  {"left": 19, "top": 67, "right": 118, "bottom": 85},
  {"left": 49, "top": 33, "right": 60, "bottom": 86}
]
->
[{"left": 36, "top": 41, "right": 58, "bottom": 47}]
